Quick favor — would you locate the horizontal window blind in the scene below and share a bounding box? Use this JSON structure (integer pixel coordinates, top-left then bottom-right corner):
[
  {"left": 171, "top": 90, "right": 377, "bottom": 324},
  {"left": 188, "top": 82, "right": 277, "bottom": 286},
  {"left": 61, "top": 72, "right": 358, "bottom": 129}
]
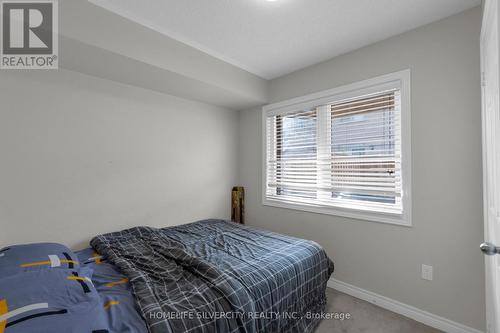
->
[
  {"left": 265, "top": 89, "right": 403, "bottom": 215},
  {"left": 266, "top": 110, "right": 317, "bottom": 202},
  {"left": 329, "top": 90, "right": 401, "bottom": 213}
]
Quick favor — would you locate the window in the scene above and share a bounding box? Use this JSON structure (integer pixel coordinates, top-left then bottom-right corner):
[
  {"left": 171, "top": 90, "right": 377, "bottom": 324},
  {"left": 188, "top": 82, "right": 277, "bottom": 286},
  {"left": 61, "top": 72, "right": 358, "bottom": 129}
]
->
[{"left": 263, "top": 70, "right": 411, "bottom": 225}]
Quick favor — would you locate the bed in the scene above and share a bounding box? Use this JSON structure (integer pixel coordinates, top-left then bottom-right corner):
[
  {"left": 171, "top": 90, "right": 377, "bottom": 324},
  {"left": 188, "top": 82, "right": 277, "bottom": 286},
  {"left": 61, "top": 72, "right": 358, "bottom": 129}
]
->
[{"left": 0, "top": 219, "right": 334, "bottom": 333}]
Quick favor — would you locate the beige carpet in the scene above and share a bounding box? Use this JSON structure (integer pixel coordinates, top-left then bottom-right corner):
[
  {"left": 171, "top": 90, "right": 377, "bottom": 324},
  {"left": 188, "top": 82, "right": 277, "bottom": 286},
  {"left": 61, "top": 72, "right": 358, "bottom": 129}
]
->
[{"left": 315, "top": 288, "right": 443, "bottom": 333}]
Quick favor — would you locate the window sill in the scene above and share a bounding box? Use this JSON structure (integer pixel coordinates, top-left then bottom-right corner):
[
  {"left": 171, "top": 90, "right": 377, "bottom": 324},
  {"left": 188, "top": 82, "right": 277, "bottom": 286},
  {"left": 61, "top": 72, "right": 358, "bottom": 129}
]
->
[{"left": 262, "top": 198, "right": 411, "bottom": 227}]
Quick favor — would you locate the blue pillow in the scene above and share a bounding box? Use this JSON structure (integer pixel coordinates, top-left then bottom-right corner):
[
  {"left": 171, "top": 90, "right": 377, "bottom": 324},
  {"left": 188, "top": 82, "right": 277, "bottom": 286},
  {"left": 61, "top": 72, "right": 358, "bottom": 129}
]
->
[
  {"left": 76, "top": 248, "right": 148, "bottom": 333},
  {"left": 0, "top": 243, "right": 79, "bottom": 277},
  {"left": 0, "top": 267, "right": 110, "bottom": 333},
  {"left": 76, "top": 248, "right": 105, "bottom": 266}
]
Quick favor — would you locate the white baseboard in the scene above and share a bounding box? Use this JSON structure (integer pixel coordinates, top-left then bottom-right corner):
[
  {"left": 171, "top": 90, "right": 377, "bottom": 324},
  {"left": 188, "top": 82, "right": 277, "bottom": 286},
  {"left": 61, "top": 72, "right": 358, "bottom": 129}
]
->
[{"left": 327, "top": 278, "right": 483, "bottom": 333}]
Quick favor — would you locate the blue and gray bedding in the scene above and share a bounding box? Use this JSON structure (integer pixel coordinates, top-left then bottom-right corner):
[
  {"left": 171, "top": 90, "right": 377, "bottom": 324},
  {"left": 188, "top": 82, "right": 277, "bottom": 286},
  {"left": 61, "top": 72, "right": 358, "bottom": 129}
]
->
[
  {"left": 0, "top": 219, "right": 334, "bottom": 333},
  {"left": 91, "top": 219, "right": 334, "bottom": 333},
  {"left": 0, "top": 243, "right": 79, "bottom": 278},
  {"left": 76, "top": 248, "right": 148, "bottom": 333},
  {"left": 0, "top": 244, "right": 109, "bottom": 333}
]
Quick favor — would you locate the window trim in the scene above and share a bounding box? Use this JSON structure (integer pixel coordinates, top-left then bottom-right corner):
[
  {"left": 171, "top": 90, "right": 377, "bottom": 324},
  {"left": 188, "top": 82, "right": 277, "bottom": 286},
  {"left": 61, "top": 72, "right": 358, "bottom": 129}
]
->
[{"left": 262, "top": 69, "right": 412, "bottom": 226}]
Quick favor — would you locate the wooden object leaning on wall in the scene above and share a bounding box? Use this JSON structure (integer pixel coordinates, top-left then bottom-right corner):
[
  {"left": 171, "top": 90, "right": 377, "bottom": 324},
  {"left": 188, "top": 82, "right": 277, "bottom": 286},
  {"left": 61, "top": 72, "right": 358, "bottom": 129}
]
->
[{"left": 231, "top": 186, "right": 244, "bottom": 224}]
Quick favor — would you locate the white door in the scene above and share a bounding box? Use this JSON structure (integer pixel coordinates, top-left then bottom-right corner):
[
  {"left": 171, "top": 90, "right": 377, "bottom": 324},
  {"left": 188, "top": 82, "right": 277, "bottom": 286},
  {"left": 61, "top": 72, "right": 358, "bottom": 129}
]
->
[{"left": 481, "top": 1, "right": 500, "bottom": 333}]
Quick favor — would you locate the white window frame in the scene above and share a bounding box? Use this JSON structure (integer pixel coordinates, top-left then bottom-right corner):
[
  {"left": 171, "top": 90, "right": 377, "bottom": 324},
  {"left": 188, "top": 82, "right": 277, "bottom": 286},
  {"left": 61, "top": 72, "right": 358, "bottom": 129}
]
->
[{"left": 262, "top": 69, "right": 412, "bottom": 226}]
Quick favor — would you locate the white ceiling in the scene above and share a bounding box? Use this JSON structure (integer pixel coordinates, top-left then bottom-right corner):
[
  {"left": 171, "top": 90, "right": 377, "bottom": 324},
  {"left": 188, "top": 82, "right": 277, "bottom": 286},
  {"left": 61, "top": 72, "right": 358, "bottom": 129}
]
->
[{"left": 89, "top": 0, "right": 480, "bottom": 79}]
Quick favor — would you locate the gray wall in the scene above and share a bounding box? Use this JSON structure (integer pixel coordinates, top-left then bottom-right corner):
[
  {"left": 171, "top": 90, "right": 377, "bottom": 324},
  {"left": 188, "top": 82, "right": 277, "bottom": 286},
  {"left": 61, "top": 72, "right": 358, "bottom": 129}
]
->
[
  {"left": 0, "top": 69, "right": 238, "bottom": 249},
  {"left": 239, "top": 7, "right": 485, "bottom": 330}
]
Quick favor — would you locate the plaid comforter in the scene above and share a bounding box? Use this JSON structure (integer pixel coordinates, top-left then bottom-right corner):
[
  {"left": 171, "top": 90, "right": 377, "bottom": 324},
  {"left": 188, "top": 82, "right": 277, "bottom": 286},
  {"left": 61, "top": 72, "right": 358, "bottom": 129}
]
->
[{"left": 90, "top": 219, "right": 334, "bottom": 333}]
